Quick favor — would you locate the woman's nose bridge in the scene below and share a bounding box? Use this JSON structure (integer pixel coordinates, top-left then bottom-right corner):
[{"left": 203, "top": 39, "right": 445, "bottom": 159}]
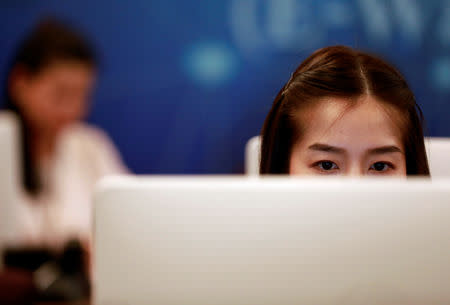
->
[{"left": 346, "top": 161, "right": 365, "bottom": 176}]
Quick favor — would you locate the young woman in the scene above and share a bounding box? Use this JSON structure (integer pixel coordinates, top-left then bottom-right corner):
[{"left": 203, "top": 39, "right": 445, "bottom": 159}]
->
[
  {"left": 260, "top": 45, "right": 429, "bottom": 177},
  {"left": 3, "top": 19, "right": 127, "bottom": 249}
]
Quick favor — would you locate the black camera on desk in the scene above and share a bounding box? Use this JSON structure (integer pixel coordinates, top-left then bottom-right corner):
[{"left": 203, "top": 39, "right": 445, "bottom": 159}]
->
[{"left": 2, "top": 239, "right": 90, "bottom": 302}]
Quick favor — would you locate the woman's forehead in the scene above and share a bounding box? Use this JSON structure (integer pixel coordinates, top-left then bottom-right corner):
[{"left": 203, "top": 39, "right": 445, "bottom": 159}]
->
[{"left": 298, "top": 96, "right": 404, "bottom": 149}]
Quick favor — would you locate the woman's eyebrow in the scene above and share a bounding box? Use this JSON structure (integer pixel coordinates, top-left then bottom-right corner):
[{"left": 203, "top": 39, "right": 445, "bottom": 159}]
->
[
  {"left": 367, "top": 146, "right": 403, "bottom": 155},
  {"left": 308, "top": 143, "right": 345, "bottom": 154}
]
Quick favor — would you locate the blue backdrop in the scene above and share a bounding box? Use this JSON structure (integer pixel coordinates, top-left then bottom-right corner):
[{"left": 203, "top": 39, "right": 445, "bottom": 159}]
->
[{"left": 1, "top": 0, "right": 449, "bottom": 174}]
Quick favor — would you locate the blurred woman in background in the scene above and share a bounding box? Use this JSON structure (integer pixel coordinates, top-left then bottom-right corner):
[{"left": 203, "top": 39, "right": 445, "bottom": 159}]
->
[{"left": 3, "top": 19, "right": 127, "bottom": 252}]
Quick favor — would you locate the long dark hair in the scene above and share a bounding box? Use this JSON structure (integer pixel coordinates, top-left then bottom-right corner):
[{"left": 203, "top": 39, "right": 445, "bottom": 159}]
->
[
  {"left": 260, "top": 45, "right": 429, "bottom": 176},
  {"left": 3, "top": 18, "right": 96, "bottom": 196}
]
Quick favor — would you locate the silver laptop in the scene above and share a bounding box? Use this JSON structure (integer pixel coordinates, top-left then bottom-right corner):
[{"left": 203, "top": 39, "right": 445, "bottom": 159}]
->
[
  {"left": 0, "top": 111, "right": 21, "bottom": 269},
  {"left": 94, "top": 176, "right": 450, "bottom": 305}
]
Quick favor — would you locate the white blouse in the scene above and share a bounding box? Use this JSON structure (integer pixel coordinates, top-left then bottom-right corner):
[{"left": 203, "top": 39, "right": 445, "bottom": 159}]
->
[{"left": 9, "top": 123, "right": 127, "bottom": 250}]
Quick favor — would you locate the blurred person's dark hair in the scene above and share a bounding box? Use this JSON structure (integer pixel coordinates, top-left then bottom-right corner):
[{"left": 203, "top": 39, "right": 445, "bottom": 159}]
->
[
  {"left": 3, "top": 17, "right": 97, "bottom": 196},
  {"left": 260, "top": 45, "right": 429, "bottom": 176}
]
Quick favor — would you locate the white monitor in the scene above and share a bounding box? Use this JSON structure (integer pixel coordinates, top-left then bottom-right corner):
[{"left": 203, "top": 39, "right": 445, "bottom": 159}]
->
[
  {"left": 94, "top": 176, "right": 450, "bottom": 305},
  {"left": 0, "top": 111, "right": 21, "bottom": 269}
]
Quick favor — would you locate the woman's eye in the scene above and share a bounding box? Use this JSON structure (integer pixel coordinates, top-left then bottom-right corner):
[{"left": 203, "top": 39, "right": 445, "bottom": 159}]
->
[
  {"left": 370, "top": 162, "right": 392, "bottom": 172},
  {"left": 315, "top": 161, "right": 339, "bottom": 171}
]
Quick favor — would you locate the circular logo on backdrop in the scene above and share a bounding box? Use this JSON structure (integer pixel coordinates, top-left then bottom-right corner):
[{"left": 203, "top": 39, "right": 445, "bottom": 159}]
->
[{"left": 182, "top": 41, "right": 239, "bottom": 88}]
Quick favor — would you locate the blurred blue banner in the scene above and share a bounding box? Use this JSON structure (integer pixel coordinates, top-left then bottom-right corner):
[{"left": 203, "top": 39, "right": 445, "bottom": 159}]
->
[{"left": 1, "top": 0, "right": 449, "bottom": 173}]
